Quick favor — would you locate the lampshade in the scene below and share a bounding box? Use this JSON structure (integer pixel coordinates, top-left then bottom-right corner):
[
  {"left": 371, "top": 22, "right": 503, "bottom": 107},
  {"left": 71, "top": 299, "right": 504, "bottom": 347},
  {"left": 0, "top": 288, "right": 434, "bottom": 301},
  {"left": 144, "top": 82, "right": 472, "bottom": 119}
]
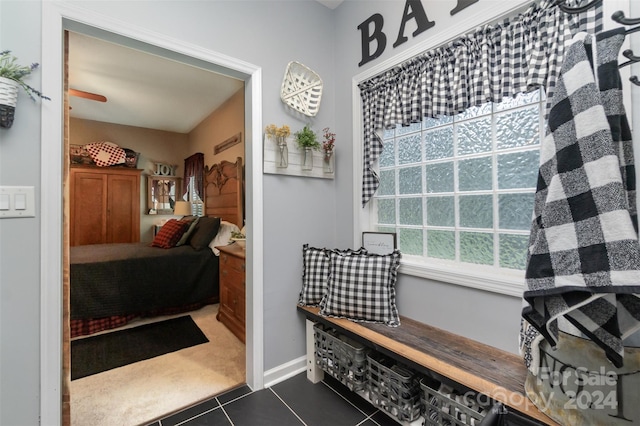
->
[{"left": 173, "top": 201, "right": 191, "bottom": 216}]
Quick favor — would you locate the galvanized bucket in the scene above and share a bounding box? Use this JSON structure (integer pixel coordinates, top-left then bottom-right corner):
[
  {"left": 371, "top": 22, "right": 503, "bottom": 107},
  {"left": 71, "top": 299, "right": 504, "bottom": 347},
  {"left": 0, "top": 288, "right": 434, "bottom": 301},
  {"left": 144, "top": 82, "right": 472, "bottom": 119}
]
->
[{"left": 526, "top": 331, "right": 640, "bottom": 425}]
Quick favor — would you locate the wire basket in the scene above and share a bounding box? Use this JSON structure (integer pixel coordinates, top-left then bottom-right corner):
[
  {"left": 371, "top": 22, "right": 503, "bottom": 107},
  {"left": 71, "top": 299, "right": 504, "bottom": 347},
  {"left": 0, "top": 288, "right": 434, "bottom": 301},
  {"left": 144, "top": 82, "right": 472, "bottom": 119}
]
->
[
  {"left": 280, "top": 61, "right": 323, "bottom": 117},
  {"left": 314, "top": 323, "right": 369, "bottom": 391},
  {"left": 420, "top": 378, "right": 491, "bottom": 426},
  {"left": 366, "top": 353, "right": 422, "bottom": 423}
]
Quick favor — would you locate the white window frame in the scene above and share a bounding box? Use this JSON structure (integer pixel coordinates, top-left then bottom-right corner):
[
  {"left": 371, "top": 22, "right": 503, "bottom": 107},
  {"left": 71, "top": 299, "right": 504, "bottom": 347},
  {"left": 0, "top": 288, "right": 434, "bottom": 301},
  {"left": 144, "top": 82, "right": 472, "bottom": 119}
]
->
[
  {"left": 352, "top": 1, "right": 545, "bottom": 297},
  {"left": 352, "top": 0, "right": 633, "bottom": 298}
]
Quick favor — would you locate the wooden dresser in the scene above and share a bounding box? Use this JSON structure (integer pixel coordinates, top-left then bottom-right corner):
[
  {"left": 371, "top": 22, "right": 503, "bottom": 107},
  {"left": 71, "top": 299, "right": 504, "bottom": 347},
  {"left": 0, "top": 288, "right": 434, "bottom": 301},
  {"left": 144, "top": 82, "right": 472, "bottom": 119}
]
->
[
  {"left": 70, "top": 165, "right": 142, "bottom": 246},
  {"left": 216, "top": 243, "right": 246, "bottom": 342}
]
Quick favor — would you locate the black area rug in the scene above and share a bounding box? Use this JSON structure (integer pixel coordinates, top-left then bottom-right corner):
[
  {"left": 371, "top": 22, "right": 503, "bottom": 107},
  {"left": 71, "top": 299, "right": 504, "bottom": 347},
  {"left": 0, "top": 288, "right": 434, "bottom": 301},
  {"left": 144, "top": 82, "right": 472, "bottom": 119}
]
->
[{"left": 72, "top": 315, "right": 209, "bottom": 380}]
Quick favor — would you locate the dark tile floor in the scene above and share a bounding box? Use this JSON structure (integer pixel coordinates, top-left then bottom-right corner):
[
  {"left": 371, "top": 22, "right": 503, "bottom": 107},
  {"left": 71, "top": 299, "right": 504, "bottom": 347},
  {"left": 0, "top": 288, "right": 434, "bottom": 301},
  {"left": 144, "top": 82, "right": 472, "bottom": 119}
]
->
[{"left": 148, "top": 372, "right": 403, "bottom": 426}]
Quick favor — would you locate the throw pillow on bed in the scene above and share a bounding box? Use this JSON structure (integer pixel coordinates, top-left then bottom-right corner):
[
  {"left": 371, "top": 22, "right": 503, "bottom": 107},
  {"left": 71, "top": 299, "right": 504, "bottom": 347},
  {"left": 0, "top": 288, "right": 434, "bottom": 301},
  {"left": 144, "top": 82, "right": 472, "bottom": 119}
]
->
[
  {"left": 189, "top": 216, "right": 222, "bottom": 250},
  {"left": 175, "top": 216, "right": 200, "bottom": 246},
  {"left": 319, "top": 249, "right": 402, "bottom": 326},
  {"left": 298, "top": 245, "right": 368, "bottom": 306},
  {"left": 151, "top": 219, "right": 190, "bottom": 249}
]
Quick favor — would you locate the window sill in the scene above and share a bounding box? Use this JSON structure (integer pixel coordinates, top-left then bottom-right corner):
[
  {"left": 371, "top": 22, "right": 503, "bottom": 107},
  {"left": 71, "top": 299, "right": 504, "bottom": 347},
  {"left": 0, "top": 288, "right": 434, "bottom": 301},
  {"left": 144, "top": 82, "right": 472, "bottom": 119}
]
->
[{"left": 398, "top": 256, "right": 525, "bottom": 298}]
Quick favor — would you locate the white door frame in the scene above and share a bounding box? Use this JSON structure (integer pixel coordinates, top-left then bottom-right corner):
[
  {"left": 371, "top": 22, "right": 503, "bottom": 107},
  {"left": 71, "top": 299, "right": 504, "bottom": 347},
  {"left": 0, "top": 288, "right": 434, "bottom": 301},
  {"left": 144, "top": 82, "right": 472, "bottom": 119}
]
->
[{"left": 40, "top": 3, "right": 264, "bottom": 424}]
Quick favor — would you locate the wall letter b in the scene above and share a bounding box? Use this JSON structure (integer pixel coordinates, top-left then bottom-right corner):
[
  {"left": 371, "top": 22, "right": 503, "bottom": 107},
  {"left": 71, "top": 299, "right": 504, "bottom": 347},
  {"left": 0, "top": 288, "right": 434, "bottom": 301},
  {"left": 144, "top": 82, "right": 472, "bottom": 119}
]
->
[{"left": 358, "top": 13, "right": 386, "bottom": 67}]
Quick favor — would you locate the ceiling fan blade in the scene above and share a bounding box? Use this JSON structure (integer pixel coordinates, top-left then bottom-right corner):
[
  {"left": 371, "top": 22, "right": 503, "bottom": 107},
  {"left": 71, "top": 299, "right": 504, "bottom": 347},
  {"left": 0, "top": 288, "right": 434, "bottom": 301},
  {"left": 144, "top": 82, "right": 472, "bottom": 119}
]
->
[{"left": 69, "top": 89, "right": 107, "bottom": 102}]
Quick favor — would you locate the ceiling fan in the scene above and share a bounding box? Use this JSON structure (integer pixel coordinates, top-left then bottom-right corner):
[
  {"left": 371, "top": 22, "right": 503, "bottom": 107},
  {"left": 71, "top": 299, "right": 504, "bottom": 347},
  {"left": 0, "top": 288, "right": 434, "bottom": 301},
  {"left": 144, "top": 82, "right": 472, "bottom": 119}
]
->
[{"left": 69, "top": 88, "right": 107, "bottom": 103}]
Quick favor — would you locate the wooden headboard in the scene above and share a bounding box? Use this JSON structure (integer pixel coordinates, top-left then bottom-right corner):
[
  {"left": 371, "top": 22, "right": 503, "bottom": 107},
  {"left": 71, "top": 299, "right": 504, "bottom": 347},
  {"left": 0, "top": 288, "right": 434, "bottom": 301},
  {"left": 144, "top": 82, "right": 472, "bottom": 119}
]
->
[{"left": 204, "top": 157, "right": 244, "bottom": 228}]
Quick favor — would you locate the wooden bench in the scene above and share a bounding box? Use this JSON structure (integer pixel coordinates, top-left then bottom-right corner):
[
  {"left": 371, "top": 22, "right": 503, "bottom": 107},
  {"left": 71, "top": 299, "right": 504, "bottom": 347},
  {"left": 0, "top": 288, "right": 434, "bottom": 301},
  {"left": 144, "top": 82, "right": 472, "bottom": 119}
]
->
[{"left": 298, "top": 305, "right": 558, "bottom": 425}]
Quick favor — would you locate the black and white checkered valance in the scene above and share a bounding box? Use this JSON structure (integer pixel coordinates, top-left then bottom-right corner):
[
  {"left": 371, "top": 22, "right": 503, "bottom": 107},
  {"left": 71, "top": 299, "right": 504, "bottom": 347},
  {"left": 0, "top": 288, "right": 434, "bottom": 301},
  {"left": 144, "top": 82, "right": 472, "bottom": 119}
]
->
[{"left": 358, "top": 0, "right": 602, "bottom": 206}]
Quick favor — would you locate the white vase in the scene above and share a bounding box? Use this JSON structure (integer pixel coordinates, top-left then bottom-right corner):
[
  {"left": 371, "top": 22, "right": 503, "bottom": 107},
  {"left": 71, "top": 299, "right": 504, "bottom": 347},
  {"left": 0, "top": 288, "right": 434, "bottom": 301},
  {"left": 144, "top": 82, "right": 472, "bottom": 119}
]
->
[{"left": 0, "top": 77, "right": 19, "bottom": 128}]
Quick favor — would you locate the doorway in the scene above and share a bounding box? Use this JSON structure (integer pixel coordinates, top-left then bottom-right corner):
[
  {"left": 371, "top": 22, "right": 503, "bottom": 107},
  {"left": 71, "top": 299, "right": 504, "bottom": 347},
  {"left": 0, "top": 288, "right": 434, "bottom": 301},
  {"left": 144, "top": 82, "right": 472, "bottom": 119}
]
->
[
  {"left": 66, "top": 29, "right": 247, "bottom": 424},
  {"left": 41, "top": 3, "right": 264, "bottom": 425}
]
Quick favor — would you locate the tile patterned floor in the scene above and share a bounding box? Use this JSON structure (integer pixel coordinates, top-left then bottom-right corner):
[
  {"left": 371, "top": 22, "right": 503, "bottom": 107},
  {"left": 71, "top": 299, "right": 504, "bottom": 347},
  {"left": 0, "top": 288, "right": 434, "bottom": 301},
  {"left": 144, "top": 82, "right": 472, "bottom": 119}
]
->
[{"left": 147, "top": 372, "right": 402, "bottom": 426}]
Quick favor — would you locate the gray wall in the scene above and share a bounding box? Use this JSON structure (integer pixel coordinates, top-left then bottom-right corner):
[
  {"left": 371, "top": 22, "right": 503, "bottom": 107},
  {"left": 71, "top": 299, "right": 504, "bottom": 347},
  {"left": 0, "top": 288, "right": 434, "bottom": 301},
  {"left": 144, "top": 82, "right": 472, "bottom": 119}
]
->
[
  {"left": 332, "top": 0, "right": 531, "bottom": 353},
  {"left": 1, "top": 1, "right": 45, "bottom": 425},
  {"left": 1, "top": 0, "right": 638, "bottom": 424},
  {"left": 329, "top": 0, "right": 640, "bottom": 353}
]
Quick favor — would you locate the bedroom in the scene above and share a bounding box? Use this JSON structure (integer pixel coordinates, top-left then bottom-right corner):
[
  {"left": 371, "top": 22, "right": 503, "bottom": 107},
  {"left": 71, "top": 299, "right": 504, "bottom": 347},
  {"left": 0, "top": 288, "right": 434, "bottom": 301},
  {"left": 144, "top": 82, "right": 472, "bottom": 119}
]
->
[{"left": 67, "top": 30, "right": 248, "bottom": 424}]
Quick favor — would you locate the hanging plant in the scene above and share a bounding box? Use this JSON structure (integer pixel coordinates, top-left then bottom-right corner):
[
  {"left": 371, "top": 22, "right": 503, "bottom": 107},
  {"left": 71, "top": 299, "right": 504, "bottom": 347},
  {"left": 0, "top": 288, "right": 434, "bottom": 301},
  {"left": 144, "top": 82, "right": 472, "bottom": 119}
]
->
[
  {"left": 294, "top": 125, "right": 320, "bottom": 150},
  {"left": 0, "top": 50, "right": 50, "bottom": 128}
]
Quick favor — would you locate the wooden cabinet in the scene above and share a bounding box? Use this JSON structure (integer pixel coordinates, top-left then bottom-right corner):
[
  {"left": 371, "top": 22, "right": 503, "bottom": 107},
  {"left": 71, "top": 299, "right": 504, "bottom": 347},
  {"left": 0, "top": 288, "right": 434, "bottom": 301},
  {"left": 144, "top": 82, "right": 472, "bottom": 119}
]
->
[
  {"left": 216, "top": 244, "right": 246, "bottom": 342},
  {"left": 70, "top": 166, "right": 142, "bottom": 246}
]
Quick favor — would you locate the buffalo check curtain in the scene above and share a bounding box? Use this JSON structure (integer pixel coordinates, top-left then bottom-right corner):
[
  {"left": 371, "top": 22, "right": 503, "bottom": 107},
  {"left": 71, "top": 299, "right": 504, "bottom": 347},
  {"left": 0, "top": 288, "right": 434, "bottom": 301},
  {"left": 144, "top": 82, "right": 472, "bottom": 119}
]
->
[{"left": 358, "top": 0, "right": 601, "bottom": 207}]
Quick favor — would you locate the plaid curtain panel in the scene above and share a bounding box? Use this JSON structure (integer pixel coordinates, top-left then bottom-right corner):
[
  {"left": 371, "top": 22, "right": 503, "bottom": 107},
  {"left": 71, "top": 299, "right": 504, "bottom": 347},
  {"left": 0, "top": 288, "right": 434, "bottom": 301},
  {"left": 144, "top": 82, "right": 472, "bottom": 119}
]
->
[
  {"left": 359, "top": 0, "right": 602, "bottom": 206},
  {"left": 319, "top": 250, "right": 401, "bottom": 326},
  {"left": 521, "top": 29, "right": 640, "bottom": 371}
]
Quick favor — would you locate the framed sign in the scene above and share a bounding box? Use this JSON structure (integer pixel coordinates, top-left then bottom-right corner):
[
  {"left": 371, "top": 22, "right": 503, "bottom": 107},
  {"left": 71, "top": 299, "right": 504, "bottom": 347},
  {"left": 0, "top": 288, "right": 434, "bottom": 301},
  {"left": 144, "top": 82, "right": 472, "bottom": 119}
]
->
[
  {"left": 214, "top": 132, "right": 242, "bottom": 154},
  {"left": 362, "top": 232, "right": 397, "bottom": 255}
]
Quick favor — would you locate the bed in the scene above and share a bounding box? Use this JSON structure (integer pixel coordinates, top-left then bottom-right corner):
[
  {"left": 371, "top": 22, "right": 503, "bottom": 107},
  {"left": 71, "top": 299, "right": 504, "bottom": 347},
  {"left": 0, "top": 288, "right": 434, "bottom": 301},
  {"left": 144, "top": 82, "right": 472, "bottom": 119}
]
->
[{"left": 70, "top": 157, "right": 244, "bottom": 338}]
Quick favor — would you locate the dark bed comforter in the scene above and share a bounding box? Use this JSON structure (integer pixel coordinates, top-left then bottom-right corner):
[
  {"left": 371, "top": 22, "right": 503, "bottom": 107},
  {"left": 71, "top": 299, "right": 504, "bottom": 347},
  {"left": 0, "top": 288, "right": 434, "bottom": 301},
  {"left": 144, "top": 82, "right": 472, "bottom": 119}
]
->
[{"left": 70, "top": 242, "right": 219, "bottom": 320}]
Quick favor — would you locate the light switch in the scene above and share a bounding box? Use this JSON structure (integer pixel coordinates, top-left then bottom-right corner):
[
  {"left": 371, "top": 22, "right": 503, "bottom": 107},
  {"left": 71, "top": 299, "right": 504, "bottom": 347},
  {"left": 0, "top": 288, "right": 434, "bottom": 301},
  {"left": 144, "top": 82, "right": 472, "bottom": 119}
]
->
[
  {"left": 15, "top": 193, "right": 27, "bottom": 210},
  {"left": 0, "top": 186, "right": 35, "bottom": 218},
  {"left": 0, "top": 194, "right": 9, "bottom": 210}
]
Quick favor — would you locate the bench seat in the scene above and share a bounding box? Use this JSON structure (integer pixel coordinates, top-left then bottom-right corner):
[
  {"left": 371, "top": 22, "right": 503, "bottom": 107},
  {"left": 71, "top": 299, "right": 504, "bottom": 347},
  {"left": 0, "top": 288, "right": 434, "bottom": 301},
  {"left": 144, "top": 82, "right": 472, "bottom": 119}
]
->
[{"left": 298, "top": 305, "right": 558, "bottom": 425}]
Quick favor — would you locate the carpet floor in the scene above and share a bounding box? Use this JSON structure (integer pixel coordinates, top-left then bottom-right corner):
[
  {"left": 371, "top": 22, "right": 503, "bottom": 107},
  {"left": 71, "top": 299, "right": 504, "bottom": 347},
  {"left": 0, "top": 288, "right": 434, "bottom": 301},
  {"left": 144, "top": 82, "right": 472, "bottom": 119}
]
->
[{"left": 70, "top": 304, "right": 246, "bottom": 426}]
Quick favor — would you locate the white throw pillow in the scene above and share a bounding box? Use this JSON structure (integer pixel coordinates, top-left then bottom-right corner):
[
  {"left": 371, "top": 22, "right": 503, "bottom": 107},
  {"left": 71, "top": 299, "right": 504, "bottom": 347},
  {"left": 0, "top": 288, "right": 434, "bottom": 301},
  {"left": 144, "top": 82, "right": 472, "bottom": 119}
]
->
[{"left": 208, "top": 221, "right": 240, "bottom": 255}]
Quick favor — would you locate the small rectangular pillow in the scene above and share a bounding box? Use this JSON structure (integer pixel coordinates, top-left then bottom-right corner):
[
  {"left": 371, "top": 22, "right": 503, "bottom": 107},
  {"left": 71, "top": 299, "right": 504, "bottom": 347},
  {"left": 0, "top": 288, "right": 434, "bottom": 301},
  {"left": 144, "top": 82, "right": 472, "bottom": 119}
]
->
[
  {"left": 298, "top": 245, "right": 367, "bottom": 307},
  {"left": 150, "top": 219, "right": 189, "bottom": 249},
  {"left": 320, "top": 249, "right": 402, "bottom": 326},
  {"left": 175, "top": 216, "right": 200, "bottom": 246},
  {"left": 189, "top": 216, "right": 221, "bottom": 250}
]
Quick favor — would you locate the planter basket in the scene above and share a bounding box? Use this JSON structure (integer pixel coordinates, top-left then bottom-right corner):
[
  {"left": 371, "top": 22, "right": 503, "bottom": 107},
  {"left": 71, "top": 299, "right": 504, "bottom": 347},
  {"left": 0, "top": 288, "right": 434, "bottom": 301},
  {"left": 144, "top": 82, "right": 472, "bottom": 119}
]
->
[
  {"left": 280, "top": 61, "right": 323, "bottom": 117},
  {"left": 0, "top": 77, "right": 19, "bottom": 128}
]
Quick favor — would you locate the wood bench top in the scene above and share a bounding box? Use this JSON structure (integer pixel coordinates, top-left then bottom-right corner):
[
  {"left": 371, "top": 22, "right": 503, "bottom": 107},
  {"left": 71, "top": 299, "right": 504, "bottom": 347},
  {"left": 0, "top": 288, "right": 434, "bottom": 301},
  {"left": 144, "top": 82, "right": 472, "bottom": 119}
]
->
[{"left": 298, "top": 305, "right": 558, "bottom": 425}]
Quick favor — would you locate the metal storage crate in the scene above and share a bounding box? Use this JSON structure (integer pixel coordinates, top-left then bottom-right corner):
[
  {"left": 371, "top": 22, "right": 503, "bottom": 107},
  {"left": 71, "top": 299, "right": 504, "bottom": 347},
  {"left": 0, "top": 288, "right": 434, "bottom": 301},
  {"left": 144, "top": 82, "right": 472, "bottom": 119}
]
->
[
  {"left": 366, "top": 352, "right": 422, "bottom": 423},
  {"left": 420, "top": 377, "right": 490, "bottom": 426},
  {"left": 313, "top": 323, "right": 369, "bottom": 391}
]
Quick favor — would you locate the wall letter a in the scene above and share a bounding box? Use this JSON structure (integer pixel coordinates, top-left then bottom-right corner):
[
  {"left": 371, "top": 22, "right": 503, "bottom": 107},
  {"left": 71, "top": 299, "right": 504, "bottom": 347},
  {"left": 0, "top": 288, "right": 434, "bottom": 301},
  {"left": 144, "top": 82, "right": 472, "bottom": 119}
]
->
[
  {"left": 358, "top": 13, "right": 386, "bottom": 67},
  {"left": 393, "top": 0, "right": 435, "bottom": 48}
]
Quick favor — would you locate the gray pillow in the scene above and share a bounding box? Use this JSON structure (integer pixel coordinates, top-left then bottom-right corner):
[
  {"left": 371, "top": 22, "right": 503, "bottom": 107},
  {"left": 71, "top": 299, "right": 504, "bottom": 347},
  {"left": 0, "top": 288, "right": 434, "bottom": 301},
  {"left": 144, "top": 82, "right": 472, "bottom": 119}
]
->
[{"left": 175, "top": 216, "right": 200, "bottom": 246}]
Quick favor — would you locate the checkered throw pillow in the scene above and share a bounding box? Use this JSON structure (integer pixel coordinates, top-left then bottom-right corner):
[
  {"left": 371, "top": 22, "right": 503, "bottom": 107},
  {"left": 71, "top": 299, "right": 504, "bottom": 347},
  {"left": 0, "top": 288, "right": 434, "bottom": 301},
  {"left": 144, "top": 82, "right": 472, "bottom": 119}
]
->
[
  {"left": 298, "top": 245, "right": 367, "bottom": 306},
  {"left": 320, "top": 249, "right": 401, "bottom": 326},
  {"left": 150, "top": 219, "right": 189, "bottom": 249},
  {"left": 84, "top": 141, "right": 126, "bottom": 167}
]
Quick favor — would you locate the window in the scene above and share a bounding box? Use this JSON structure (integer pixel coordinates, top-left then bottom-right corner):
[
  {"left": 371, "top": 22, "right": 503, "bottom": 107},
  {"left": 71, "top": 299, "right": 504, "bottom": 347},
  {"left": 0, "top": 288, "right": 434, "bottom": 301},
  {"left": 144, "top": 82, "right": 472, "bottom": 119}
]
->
[
  {"left": 187, "top": 177, "right": 204, "bottom": 217},
  {"left": 370, "top": 90, "right": 542, "bottom": 288}
]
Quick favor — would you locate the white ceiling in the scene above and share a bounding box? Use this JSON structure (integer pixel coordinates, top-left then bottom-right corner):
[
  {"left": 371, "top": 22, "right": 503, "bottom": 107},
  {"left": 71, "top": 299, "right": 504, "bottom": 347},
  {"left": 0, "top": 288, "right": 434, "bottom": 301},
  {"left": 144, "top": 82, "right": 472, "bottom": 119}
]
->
[
  {"left": 68, "top": 32, "right": 245, "bottom": 134},
  {"left": 68, "top": 1, "right": 342, "bottom": 133}
]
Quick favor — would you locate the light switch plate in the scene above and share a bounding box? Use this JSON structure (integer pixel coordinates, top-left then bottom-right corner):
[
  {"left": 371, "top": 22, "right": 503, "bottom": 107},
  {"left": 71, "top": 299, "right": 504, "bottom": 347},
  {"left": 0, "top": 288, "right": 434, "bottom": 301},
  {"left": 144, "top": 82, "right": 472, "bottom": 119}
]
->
[{"left": 0, "top": 186, "right": 36, "bottom": 218}]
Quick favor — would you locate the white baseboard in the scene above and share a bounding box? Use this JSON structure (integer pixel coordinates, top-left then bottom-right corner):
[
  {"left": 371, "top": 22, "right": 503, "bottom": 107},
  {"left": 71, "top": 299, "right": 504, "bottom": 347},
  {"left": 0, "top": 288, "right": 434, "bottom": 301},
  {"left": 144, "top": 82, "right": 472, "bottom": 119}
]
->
[{"left": 262, "top": 355, "right": 307, "bottom": 388}]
